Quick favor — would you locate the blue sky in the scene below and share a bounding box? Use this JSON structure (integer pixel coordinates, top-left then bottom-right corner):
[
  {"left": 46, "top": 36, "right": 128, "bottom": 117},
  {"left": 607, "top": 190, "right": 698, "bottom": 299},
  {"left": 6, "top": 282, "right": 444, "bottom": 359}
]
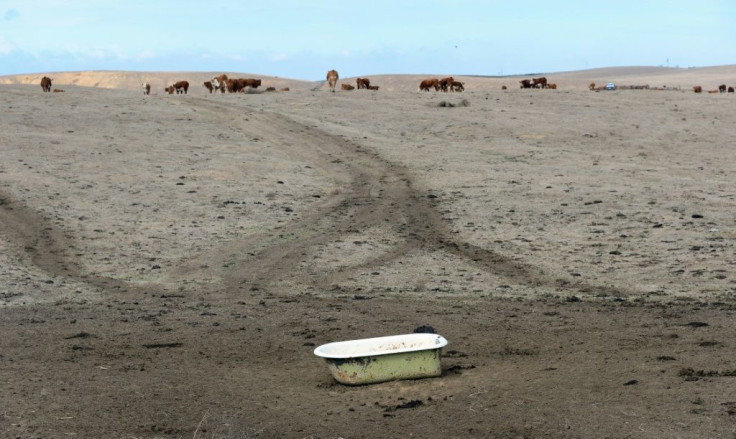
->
[{"left": 1, "top": 0, "right": 734, "bottom": 80}]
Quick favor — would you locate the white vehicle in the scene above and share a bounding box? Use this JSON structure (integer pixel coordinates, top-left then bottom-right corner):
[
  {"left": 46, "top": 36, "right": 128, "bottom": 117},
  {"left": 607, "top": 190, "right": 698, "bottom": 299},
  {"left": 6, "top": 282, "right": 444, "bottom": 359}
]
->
[{"left": 605, "top": 82, "right": 616, "bottom": 90}]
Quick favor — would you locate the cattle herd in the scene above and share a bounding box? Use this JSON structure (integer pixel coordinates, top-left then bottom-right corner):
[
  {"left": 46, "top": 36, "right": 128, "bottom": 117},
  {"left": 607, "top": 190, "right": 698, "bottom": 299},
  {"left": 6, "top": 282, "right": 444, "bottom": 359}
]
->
[{"left": 36, "top": 72, "right": 736, "bottom": 96}]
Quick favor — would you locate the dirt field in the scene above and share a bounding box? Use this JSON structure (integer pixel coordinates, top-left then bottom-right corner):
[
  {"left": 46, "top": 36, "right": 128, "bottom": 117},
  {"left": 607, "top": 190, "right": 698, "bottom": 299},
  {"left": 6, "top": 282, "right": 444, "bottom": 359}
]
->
[{"left": 1, "top": 67, "right": 735, "bottom": 438}]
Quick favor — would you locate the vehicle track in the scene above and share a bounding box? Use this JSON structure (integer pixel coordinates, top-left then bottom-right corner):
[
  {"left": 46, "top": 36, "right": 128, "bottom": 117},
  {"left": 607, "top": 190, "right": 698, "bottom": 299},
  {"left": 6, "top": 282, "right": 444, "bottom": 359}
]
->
[{"left": 0, "top": 96, "right": 627, "bottom": 299}]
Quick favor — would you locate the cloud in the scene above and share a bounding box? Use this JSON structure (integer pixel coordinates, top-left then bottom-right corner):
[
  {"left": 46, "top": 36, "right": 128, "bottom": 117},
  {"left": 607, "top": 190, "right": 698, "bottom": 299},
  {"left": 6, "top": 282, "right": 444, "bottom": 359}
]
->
[
  {"left": 0, "top": 35, "right": 16, "bottom": 54},
  {"left": 4, "top": 9, "right": 19, "bottom": 20},
  {"left": 270, "top": 53, "right": 289, "bottom": 62}
]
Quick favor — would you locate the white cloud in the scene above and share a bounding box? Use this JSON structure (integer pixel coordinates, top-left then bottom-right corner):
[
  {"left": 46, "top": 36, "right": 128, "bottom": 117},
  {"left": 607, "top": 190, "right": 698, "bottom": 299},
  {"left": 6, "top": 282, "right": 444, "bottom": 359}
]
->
[
  {"left": 0, "top": 35, "right": 16, "bottom": 54},
  {"left": 270, "top": 53, "right": 289, "bottom": 62},
  {"left": 136, "top": 49, "right": 156, "bottom": 60}
]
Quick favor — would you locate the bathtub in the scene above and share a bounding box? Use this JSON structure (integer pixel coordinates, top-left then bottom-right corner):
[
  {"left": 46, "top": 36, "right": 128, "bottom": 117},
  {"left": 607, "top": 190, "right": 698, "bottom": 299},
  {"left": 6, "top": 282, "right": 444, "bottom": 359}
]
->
[{"left": 314, "top": 333, "right": 449, "bottom": 385}]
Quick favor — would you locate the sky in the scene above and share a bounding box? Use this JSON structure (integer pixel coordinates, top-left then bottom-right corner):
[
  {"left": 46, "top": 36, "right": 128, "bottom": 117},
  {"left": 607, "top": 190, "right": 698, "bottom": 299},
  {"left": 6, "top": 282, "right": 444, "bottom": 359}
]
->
[{"left": 1, "top": 0, "right": 734, "bottom": 80}]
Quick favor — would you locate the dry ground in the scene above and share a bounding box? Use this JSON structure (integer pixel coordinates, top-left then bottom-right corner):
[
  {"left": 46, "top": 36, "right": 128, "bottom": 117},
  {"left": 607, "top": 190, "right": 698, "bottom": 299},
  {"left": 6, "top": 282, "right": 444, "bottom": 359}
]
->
[{"left": 0, "top": 67, "right": 735, "bottom": 438}]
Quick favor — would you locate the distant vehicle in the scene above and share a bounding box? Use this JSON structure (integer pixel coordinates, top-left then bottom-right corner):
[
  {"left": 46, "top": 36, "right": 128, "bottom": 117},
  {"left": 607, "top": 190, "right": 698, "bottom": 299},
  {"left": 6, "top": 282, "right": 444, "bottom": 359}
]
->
[{"left": 605, "top": 82, "right": 616, "bottom": 90}]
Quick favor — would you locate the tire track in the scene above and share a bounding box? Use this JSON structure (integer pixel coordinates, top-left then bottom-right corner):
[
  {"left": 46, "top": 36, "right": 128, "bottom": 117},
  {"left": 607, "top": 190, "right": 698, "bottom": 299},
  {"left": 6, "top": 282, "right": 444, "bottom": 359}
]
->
[{"left": 0, "top": 96, "right": 628, "bottom": 299}]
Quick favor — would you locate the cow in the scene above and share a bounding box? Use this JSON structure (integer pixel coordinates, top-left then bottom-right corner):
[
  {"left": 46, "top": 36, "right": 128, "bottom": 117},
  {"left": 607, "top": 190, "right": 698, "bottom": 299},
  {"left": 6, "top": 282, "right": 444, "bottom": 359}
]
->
[
  {"left": 40, "top": 76, "right": 52, "bottom": 92},
  {"left": 326, "top": 69, "right": 339, "bottom": 92},
  {"left": 280, "top": 88, "right": 290, "bottom": 92},
  {"left": 225, "top": 78, "right": 240, "bottom": 93},
  {"left": 501, "top": 85, "right": 508, "bottom": 90},
  {"left": 356, "top": 77, "right": 370, "bottom": 89},
  {"left": 520, "top": 79, "right": 534, "bottom": 89},
  {"left": 532, "top": 77, "right": 548, "bottom": 88},
  {"left": 203, "top": 81, "right": 213, "bottom": 93},
  {"left": 52, "top": 89, "right": 65, "bottom": 92},
  {"left": 718, "top": 84, "right": 727, "bottom": 93},
  {"left": 174, "top": 81, "right": 189, "bottom": 94},
  {"left": 341, "top": 83, "right": 355, "bottom": 90},
  {"left": 589, "top": 82, "right": 596, "bottom": 91},
  {"left": 419, "top": 78, "right": 439, "bottom": 91},
  {"left": 708, "top": 89, "right": 719, "bottom": 94},
  {"left": 729, "top": 86, "right": 735, "bottom": 93},
  {"left": 451, "top": 81, "right": 464, "bottom": 92},
  {"left": 240, "top": 78, "right": 261, "bottom": 89},
  {"left": 141, "top": 82, "right": 151, "bottom": 95},
  {"left": 211, "top": 74, "right": 228, "bottom": 93},
  {"left": 367, "top": 85, "right": 379, "bottom": 90},
  {"left": 548, "top": 83, "right": 557, "bottom": 90},
  {"left": 266, "top": 87, "right": 277, "bottom": 92},
  {"left": 693, "top": 86, "right": 702, "bottom": 93},
  {"left": 165, "top": 86, "right": 175, "bottom": 94},
  {"left": 438, "top": 77, "right": 454, "bottom": 92}
]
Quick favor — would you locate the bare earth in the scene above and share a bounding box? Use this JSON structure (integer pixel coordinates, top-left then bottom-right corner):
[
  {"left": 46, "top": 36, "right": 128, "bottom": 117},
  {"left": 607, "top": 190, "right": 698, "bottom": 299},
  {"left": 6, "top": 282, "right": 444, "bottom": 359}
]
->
[{"left": 1, "top": 66, "right": 735, "bottom": 438}]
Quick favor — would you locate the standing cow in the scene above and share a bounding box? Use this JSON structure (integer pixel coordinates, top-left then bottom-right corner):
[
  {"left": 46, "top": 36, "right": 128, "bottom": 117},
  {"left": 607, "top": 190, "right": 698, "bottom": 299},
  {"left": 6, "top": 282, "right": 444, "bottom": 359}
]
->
[
  {"left": 326, "top": 69, "right": 339, "bottom": 92},
  {"left": 40, "top": 76, "right": 52, "bottom": 92},
  {"left": 356, "top": 77, "right": 370, "bottom": 89},
  {"left": 141, "top": 82, "right": 151, "bottom": 95},
  {"left": 174, "top": 81, "right": 189, "bottom": 94}
]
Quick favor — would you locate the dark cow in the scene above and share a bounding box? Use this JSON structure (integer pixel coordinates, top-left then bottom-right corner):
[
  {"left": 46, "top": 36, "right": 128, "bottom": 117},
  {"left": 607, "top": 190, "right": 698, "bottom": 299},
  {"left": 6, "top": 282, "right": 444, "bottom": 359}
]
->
[
  {"left": 341, "top": 83, "right": 355, "bottom": 90},
  {"left": 326, "top": 69, "right": 339, "bottom": 92},
  {"left": 501, "top": 85, "right": 508, "bottom": 90},
  {"left": 419, "top": 78, "right": 439, "bottom": 91},
  {"left": 718, "top": 84, "right": 727, "bottom": 93},
  {"left": 520, "top": 79, "right": 534, "bottom": 89},
  {"left": 174, "top": 81, "right": 189, "bottom": 94},
  {"left": 438, "top": 76, "right": 454, "bottom": 92},
  {"left": 356, "top": 77, "right": 370, "bottom": 89},
  {"left": 52, "top": 89, "right": 65, "bottom": 92},
  {"left": 693, "top": 85, "right": 702, "bottom": 93},
  {"left": 532, "top": 77, "right": 548, "bottom": 88},
  {"left": 203, "top": 81, "right": 213, "bottom": 93},
  {"left": 451, "top": 81, "right": 464, "bottom": 92},
  {"left": 40, "top": 76, "right": 52, "bottom": 92},
  {"left": 367, "top": 85, "right": 379, "bottom": 90},
  {"left": 729, "top": 86, "right": 735, "bottom": 93},
  {"left": 240, "top": 78, "right": 261, "bottom": 89}
]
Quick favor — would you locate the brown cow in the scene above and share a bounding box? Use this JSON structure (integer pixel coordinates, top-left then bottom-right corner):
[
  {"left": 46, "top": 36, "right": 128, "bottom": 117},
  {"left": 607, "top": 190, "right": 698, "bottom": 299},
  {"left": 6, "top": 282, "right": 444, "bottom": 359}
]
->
[
  {"left": 40, "top": 76, "right": 52, "bottom": 92},
  {"left": 718, "top": 84, "right": 727, "bottom": 93},
  {"left": 141, "top": 82, "right": 151, "bottom": 95},
  {"left": 326, "top": 69, "right": 339, "bottom": 92},
  {"left": 367, "top": 85, "right": 379, "bottom": 90},
  {"left": 693, "top": 86, "right": 702, "bottom": 93},
  {"left": 729, "top": 86, "right": 735, "bottom": 93},
  {"left": 265, "top": 87, "right": 277, "bottom": 92},
  {"left": 520, "top": 79, "right": 534, "bottom": 89},
  {"left": 501, "top": 85, "right": 508, "bottom": 90},
  {"left": 589, "top": 82, "right": 596, "bottom": 91},
  {"left": 203, "top": 81, "right": 213, "bottom": 93},
  {"left": 548, "top": 83, "right": 557, "bottom": 90},
  {"left": 356, "top": 77, "right": 370, "bottom": 89},
  {"left": 165, "top": 86, "right": 175, "bottom": 94},
  {"left": 174, "top": 81, "right": 189, "bottom": 94},
  {"left": 280, "top": 88, "right": 290, "bottom": 92},
  {"left": 419, "top": 78, "right": 439, "bottom": 91},
  {"left": 341, "top": 83, "right": 355, "bottom": 90},
  {"left": 451, "top": 81, "right": 464, "bottom": 92},
  {"left": 52, "top": 89, "right": 65, "bottom": 92},
  {"left": 212, "top": 74, "right": 228, "bottom": 93},
  {"left": 438, "top": 76, "right": 454, "bottom": 92},
  {"left": 532, "top": 77, "right": 548, "bottom": 88}
]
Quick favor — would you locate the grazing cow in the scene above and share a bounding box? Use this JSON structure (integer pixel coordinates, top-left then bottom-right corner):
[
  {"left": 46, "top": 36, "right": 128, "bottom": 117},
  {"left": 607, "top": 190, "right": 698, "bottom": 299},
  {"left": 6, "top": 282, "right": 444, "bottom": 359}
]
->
[
  {"left": 40, "top": 76, "right": 52, "bottom": 92},
  {"left": 165, "top": 86, "right": 175, "bottom": 94},
  {"left": 532, "top": 77, "right": 548, "bottom": 88},
  {"left": 438, "top": 77, "right": 454, "bottom": 92},
  {"left": 693, "top": 86, "right": 702, "bottom": 93},
  {"left": 729, "top": 86, "right": 734, "bottom": 93},
  {"left": 501, "top": 85, "right": 508, "bottom": 90},
  {"left": 174, "top": 81, "right": 189, "bottom": 94},
  {"left": 266, "top": 87, "right": 277, "bottom": 92},
  {"left": 326, "top": 69, "right": 339, "bottom": 92},
  {"left": 141, "top": 82, "right": 151, "bottom": 95},
  {"left": 241, "top": 78, "right": 261, "bottom": 89},
  {"left": 520, "top": 79, "right": 534, "bottom": 89},
  {"left": 708, "top": 89, "right": 719, "bottom": 94},
  {"left": 548, "top": 83, "right": 557, "bottom": 90},
  {"left": 341, "top": 83, "right": 355, "bottom": 90},
  {"left": 280, "top": 88, "right": 290, "bottom": 92},
  {"left": 589, "top": 82, "right": 596, "bottom": 91},
  {"left": 419, "top": 78, "right": 439, "bottom": 91},
  {"left": 451, "top": 81, "right": 464, "bottom": 92},
  {"left": 718, "top": 84, "right": 727, "bottom": 93},
  {"left": 52, "top": 89, "right": 65, "bottom": 92},
  {"left": 367, "top": 85, "right": 379, "bottom": 90},
  {"left": 203, "top": 81, "right": 213, "bottom": 93},
  {"left": 225, "top": 78, "right": 240, "bottom": 93},
  {"left": 356, "top": 77, "right": 370, "bottom": 89}
]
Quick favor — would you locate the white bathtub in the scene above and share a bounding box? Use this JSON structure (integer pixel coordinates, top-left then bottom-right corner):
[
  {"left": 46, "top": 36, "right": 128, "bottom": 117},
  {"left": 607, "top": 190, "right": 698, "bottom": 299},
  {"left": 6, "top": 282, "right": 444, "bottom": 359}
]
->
[{"left": 314, "top": 333, "right": 449, "bottom": 385}]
